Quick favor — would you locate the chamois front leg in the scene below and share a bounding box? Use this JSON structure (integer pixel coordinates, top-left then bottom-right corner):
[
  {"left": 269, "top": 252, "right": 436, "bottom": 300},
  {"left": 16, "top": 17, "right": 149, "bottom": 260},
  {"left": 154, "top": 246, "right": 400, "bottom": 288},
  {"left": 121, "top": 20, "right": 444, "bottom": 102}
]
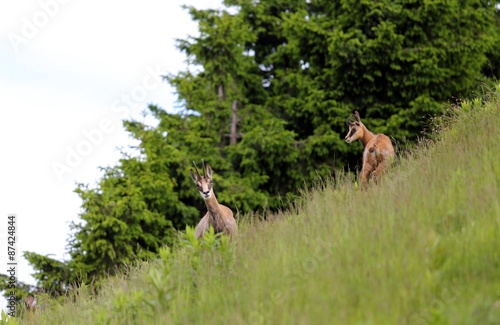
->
[
  {"left": 360, "top": 147, "right": 378, "bottom": 189},
  {"left": 195, "top": 213, "right": 210, "bottom": 239},
  {"left": 360, "top": 163, "right": 374, "bottom": 190}
]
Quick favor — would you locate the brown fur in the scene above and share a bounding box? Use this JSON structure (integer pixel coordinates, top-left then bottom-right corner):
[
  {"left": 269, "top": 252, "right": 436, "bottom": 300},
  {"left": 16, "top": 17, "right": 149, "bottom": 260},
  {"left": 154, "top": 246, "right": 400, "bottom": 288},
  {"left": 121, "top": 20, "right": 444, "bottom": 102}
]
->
[
  {"left": 190, "top": 161, "right": 237, "bottom": 239},
  {"left": 345, "top": 111, "right": 395, "bottom": 189}
]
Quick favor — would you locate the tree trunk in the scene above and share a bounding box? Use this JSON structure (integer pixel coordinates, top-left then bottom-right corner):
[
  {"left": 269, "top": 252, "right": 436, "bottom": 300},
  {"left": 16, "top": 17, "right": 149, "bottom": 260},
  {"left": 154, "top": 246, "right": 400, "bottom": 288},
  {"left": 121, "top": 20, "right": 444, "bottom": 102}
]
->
[
  {"left": 218, "top": 84, "right": 224, "bottom": 100},
  {"left": 230, "top": 100, "right": 238, "bottom": 145}
]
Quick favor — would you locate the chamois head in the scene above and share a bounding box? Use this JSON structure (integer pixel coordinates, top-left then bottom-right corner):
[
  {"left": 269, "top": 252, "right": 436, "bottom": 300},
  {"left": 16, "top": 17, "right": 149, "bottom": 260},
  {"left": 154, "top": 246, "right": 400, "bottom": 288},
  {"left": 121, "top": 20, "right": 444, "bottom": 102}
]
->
[
  {"left": 190, "top": 160, "right": 214, "bottom": 200},
  {"left": 345, "top": 111, "right": 365, "bottom": 143}
]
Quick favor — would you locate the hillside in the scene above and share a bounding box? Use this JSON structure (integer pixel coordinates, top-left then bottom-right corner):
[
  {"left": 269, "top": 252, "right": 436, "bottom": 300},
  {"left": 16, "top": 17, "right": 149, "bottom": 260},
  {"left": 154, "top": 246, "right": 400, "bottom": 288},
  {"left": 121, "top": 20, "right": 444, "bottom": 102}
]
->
[{"left": 9, "top": 86, "right": 500, "bottom": 324}]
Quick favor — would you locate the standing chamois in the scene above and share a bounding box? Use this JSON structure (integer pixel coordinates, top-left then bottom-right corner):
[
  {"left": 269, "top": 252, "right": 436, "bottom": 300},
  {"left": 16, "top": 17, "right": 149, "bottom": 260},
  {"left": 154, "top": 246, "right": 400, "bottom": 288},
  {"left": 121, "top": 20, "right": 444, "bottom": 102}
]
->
[
  {"left": 345, "top": 111, "right": 395, "bottom": 189},
  {"left": 190, "top": 160, "right": 237, "bottom": 239}
]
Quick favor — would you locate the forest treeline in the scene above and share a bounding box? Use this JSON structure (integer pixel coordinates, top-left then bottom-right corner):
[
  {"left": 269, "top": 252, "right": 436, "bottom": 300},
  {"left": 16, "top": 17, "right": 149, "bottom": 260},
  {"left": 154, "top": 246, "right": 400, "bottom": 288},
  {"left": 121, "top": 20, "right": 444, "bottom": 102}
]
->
[{"left": 3, "top": 0, "right": 500, "bottom": 301}]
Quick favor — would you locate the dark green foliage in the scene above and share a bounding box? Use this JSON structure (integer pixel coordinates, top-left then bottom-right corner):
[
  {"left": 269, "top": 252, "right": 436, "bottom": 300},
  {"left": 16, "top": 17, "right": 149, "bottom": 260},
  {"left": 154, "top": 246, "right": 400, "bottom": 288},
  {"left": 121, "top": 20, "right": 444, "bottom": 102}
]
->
[
  {"left": 13, "top": 0, "right": 499, "bottom": 299},
  {"left": 483, "top": 6, "right": 500, "bottom": 80},
  {"left": 22, "top": 252, "right": 71, "bottom": 297}
]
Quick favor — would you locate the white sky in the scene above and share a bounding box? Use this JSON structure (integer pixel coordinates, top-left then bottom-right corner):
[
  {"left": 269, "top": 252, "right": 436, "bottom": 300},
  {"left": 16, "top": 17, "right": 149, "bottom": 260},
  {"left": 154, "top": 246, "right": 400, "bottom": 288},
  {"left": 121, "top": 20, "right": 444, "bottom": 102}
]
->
[{"left": 0, "top": 0, "right": 223, "bottom": 311}]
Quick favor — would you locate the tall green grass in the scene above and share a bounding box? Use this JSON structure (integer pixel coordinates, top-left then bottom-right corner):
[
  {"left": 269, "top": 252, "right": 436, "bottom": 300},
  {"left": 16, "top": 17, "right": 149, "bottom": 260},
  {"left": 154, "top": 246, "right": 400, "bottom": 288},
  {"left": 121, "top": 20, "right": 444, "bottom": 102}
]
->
[{"left": 6, "top": 85, "right": 500, "bottom": 325}]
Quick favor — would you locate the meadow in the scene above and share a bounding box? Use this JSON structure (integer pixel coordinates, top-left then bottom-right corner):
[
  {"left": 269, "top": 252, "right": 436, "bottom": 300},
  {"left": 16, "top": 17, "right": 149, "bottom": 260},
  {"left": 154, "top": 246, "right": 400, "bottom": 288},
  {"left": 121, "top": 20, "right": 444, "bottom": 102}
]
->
[{"left": 5, "top": 85, "right": 500, "bottom": 324}]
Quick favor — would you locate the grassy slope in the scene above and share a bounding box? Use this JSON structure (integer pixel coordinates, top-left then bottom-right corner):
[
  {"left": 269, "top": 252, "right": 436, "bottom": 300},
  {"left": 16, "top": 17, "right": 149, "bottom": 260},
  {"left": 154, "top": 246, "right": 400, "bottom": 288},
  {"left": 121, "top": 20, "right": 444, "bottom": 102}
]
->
[{"left": 19, "top": 87, "right": 500, "bottom": 325}]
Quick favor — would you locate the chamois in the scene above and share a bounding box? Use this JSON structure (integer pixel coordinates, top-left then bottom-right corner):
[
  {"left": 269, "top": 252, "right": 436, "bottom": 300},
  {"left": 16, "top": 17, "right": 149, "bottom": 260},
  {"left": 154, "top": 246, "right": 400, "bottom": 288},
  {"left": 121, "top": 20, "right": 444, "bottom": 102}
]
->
[
  {"left": 345, "top": 111, "right": 395, "bottom": 189},
  {"left": 190, "top": 160, "right": 237, "bottom": 239}
]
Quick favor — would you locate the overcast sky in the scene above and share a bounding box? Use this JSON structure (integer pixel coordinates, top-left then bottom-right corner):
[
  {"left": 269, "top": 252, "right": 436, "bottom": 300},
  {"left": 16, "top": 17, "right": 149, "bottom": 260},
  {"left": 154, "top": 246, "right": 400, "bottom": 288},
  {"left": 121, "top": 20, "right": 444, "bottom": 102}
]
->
[{"left": 0, "top": 0, "right": 223, "bottom": 310}]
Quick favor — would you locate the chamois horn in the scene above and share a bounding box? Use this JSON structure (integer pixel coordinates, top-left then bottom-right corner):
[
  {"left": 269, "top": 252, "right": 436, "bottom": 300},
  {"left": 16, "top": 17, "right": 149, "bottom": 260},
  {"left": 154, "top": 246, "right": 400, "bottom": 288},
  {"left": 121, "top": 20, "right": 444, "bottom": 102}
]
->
[
  {"left": 346, "top": 115, "right": 355, "bottom": 125},
  {"left": 201, "top": 159, "right": 206, "bottom": 177},
  {"left": 192, "top": 161, "right": 202, "bottom": 178}
]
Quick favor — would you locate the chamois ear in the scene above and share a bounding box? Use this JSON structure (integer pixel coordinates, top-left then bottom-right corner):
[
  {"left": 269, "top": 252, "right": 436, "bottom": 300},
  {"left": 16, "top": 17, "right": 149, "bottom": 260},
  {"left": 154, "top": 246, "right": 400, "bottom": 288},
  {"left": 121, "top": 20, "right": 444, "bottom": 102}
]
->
[
  {"left": 190, "top": 169, "right": 198, "bottom": 184},
  {"left": 205, "top": 163, "right": 213, "bottom": 180},
  {"left": 354, "top": 111, "right": 361, "bottom": 122}
]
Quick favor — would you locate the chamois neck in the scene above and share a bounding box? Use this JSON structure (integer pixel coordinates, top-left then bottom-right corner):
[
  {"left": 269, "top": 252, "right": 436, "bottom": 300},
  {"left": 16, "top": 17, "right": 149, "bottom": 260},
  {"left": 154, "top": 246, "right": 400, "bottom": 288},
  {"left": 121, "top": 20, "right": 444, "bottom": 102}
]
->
[
  {"left": 205, "top": 195, "right": 224, "bottom": 221},
  {"left": 359, "top": 124, "right": 374, "bottom": 148}
]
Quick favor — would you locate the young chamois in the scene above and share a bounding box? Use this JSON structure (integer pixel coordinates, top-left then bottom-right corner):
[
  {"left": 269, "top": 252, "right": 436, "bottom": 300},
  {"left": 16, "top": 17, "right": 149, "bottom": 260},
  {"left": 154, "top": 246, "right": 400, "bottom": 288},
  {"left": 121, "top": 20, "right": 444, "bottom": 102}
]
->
[
  {"left": 345, "top": 111, "right": 395, "bottom": 189},
  {"left": 190, "top": 160, "right": 237, "bottom": 239}
]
